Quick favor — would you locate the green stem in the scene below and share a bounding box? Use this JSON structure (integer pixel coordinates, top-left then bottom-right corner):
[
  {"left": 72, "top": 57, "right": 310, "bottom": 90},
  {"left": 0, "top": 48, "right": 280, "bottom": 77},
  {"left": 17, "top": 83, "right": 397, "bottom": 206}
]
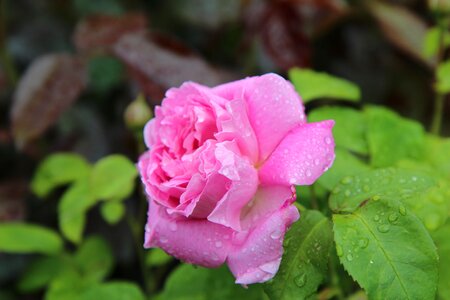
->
[
  {"left": 431, "top": 93, "right": 445, "bottom": 135},
  {"left": 329, "top": 257, "right": 344, "bottom": 300},
  {"left": 309, "top": 185, "right": 319, "bottom": 210},
  {"left": 431, "top": 15, "right": 449, "bottom": 135}
]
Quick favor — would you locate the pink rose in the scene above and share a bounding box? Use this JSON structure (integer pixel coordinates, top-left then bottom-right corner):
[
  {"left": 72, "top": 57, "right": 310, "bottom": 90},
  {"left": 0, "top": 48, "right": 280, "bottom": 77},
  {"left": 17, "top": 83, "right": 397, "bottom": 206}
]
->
[{"left": 138, "top": 73, "right": 335, "bottom": 284}]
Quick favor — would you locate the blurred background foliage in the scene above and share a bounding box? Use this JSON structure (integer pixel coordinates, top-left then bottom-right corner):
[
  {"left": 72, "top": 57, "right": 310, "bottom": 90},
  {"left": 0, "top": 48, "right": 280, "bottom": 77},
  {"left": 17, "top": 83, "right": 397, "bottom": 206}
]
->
[{"left": 0, "top": 0, "right": 449, "bottom": 299}]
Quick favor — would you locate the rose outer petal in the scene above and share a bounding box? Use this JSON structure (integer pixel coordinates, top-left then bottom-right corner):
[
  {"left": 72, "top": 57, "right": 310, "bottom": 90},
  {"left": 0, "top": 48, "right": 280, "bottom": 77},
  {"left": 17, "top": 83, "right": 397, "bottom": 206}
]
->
[
  {"left": 227, "top": 204, "right": 300, "bottom": 284},
  {"left": 259, "top": 120, "right": 336, "bottom": 186},
  {"left": 213, "top": 73, "right": 306, "bottom": 162},
  {"left": 144, "top": 200, "right": 233, "bottom": 267}
]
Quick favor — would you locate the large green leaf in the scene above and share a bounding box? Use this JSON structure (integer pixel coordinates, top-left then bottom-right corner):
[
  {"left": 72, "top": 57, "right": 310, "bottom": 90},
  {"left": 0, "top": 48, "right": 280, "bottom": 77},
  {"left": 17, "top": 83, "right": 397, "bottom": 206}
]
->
[
  {"left": 90, "top": 155, "right": 137, "bottom": 200},
  {"left": 80, "top": 282, "right": 144, "bottom": 300},
  {"left": 44, "top": 268, "right": 90, "bottom": 300},
  {"left": 432, "top": 221, "right": 450, "bottom": 300},
  {"left": 288, "top": 68, "right": 360, "bottom": 103},
  {"left": 59, "top": 180, "right": 97, "bottom": 244},
  {"left": 437, "top": 60, "right": 450, "bottom": 94},
  {"left": 264, "top": 210, "right": 332, "bottom": 300},
  {"left": 157, "top": 264, "right": 264, "bottom": 300},
  {"left": 309, "top": 107, "right": 368, "bottom": 155},
  {"left": 365, "top": 106, "right": 425, "bottom": 167},
  {"left": 0, "top": 223, "right": 63, "bottom": 254},
  {"left": 333, "top": 199, "right": 438, "bottom": 299},
  {"left": 31, "top": 153, "right": 91, "bottom": 197},
  {"left": 317, "top": 148, "right": 370, "bottom": 191},
  {"left": 75, "top": 236, "right": 114, "bottom": 282},
  {"left": 329, "top": 168, "right": 436, "bottom": 214},
  {"left": 18, "top": 255, "right": 73, "bottom": 292}
]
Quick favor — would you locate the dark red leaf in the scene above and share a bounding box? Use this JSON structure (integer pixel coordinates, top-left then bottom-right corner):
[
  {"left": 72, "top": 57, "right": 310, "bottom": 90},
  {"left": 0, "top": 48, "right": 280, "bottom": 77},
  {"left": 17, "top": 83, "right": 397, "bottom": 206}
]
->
[
  {"left": 10, "top": 54, "right": 87, "bottom": 149},
  {"left": 113, "top": 31, "right": 235, "bottom": 101},
  {"left": 73, "top": 13, "right": 148, "bottom": 53}
]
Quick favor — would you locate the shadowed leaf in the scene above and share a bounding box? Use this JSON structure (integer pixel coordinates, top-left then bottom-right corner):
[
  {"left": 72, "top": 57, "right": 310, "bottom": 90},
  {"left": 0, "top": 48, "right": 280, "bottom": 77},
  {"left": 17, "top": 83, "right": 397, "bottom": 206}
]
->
[{"left": 11, "top": 54, "right": 86, "bottom": 149}]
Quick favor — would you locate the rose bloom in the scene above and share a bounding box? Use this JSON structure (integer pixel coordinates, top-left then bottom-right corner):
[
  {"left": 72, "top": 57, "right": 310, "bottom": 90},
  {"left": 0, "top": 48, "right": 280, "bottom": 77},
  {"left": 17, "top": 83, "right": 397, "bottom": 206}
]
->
[{"left": 138, "top": 74, "right": 335, "bottom": 284}]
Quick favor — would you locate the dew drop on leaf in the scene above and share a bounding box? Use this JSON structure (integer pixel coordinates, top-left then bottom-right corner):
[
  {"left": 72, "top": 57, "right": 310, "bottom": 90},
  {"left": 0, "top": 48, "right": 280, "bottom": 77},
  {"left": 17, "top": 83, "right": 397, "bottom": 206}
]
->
[
  {"left": 398, "top": 205, "right": 407, "bottom": 216},
  {"left": 377, "top": 224, "right": 390, "bottom": 233},
  {"left": 346, "top": 253, "right": 354, "bottom": 261},
  {"left": 294, "top": 273, "right": 307, "bottom": 287},
  {"left": 336, "top": 245, "right": 343, "bottom": 257},
  {"left": 358, "top": 238, "right": 369, "bottom": 249},
  {"left": 388, "top": 213, "right": 399, "bottom": 223}
]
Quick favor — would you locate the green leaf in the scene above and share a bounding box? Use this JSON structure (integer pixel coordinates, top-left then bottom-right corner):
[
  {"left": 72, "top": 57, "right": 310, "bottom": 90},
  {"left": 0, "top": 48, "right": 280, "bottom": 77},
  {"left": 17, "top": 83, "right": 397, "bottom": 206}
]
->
[
  {"left": 288, "top": 68, "right": 361, "bottom": 103},
  {"left": 424, "top": 135, "right": 450, "bottom": 178},
  {"left": 333, "top": 198, "right": 438, "bottom": 299},
  {"left": 75, "top": 236, "right": 114, "bottom": 282},
  {"left": 264, "top": 210, "right": 332, "bottom": 300},
  {"left": 317, "top": 148, "right": 370, "bottom": 191},
  {"left": 88, "top": 56, "right": 124, "bottom": 93},
  {"left": 90, "top": 155, "right": 137, "bottom": 201},
  {"left": 100, "top": 201, "right": 125, "bottom": 225},
  {"left": 423, "top": 27, "right": 450, "bottom": 58},
  {"left": 436, "top": 60, "right": 450, "bottom": 94},
  {"left": 365, "top": 106, "right": 425, "bottom": 167},
  {"left": 309, "top": 106, "right": 368, "bottom": 154},
  {"left": 59, "top": 180, "right": 97, "bottom": 244},
  {"left": 329, "top": 168, "right": 436, "bottom": 214},
  {"left": 146, "top": 248, "right": 173, "bottom": 267},
  {"left": 158, "top": 264, "right": 264, "bottom": 300},
  {"left": 0, "top": 223, "right": 63, "bottom": 254},
  {"left": 18, "top": 255, "right": 72, "bottom": 292},
  {"left": 80, "top": 282, "right": 145, "bottom": 300},
  {"left": 432, "top": 221, "right": 450, "bottom": 300},
  {"left": 31, "top": 153, "right": 91, "bottom": 198},
  {"left": 44, "top": 268, "right": 90, "bottom": 300}
]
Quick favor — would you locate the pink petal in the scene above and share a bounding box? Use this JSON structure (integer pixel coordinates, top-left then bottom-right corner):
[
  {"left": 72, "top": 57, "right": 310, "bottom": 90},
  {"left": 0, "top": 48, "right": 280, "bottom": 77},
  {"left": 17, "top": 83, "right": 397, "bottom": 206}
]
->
[
  {"left": 144, "top": 199, "right": 233, "bottom": 267},
  {"left": 207, "top": 141, "right": 258, "bottom": 231},
  {"left": 240, "top": 185, "right": 295, "bottom": 230},
  {"left": 227, "top": 204, "right": 300, "bottom": 284},
  {"left": 215, "top": 98, "right": 259, "bottom": 164},
  {"left": 259, "top": 120, "right": 336, "bottom": 186},
  {"left": 213, "top": 73, "right": 306, "bottom": 162}
]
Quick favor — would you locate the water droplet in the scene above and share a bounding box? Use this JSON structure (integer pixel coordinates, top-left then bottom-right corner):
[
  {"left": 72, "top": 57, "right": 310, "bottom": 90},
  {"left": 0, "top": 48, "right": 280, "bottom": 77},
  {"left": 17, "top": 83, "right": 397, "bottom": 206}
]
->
[
  {"left": 325, "top": 137, "right": 332, "bottom": 145},
  {"left": 377, "top": 224, "right": 390, "bottom": 233},
  {"left": 336, "top": 245, "right": 343, "bottom": 257},
  {"left": 346, "top": 253, "right": 353, "bottom": 261},
  {"left": 270, "top": 229, "right": 282, "bottom": 240},
  {"left": 215, "top": 241, "right": 222, "bottom": 248},
  {"left": 372, "top": 195, "right": 380, "bottom": 201},
  {"left": 314, "top": 159, "right": 320, "bottom": 166},
  {"left": 358, "top": 238, "right": 369, "bottom": 249},
  {"left": 341, "top": 176, "right": 353, "bottom": 185},
  {"left": 306, "top": 169, "right": 312, "bottom": 177},
  {"left": 332, "top": 187, "right": 341, "bottom": 194},
  {"left": 373, "top": 215, "right": 380, "bottom": 222},
  {"left": 160, "top": 236, "right": 168, "bottom": 244},
  {"left": 169, "top": 223, "right": 177, "bottom": 231},
  {"left": 388, "top": 213, "right": 398, "bottom": 223},
  {"left": 294, "top": 274, "right": 307, "bottom": 287},
  {"left": 399, "top": 205, "right": 407, "bottom": 216}
]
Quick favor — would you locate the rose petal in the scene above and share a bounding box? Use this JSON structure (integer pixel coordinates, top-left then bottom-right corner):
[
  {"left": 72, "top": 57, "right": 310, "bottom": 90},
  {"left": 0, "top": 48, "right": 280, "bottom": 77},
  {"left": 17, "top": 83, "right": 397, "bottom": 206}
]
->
[
  {"left": 227, "top": 204, "right": 300, "bottom": 284},
  {"left": 144, "top": 200, "right": 233, "bottom": 267},
  {"left": 213, "top": 73, "right": 306, "bottom": 162},
  {"left": 215, "top": 98, "right": 259, "bottom": 164},
  {"left": 240, "top": 185, "right": 295, "bottom": 230},
  {"left": 207, "top": 141, "right": 258, "bottom": 231},
  {"left": 259, "top": 120, "right": 335, "bottom": 186}
]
